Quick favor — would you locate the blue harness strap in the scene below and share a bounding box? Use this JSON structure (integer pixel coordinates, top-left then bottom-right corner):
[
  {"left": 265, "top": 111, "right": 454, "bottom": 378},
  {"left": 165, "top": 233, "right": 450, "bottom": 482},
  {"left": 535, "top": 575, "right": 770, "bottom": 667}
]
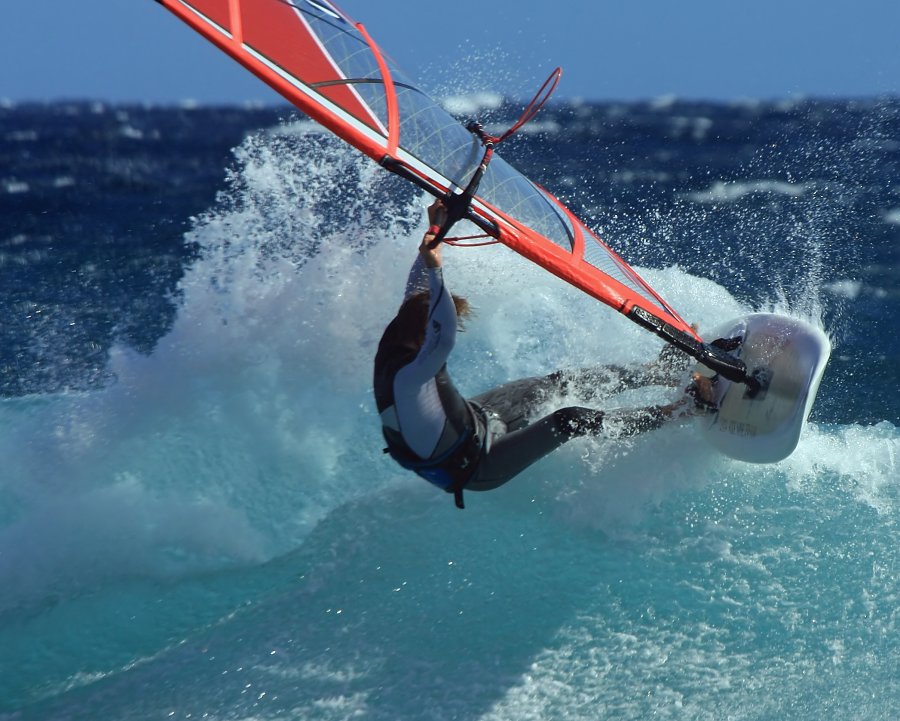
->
[{"left": 382, "top": 426, "right": 484, "bottom": 509}]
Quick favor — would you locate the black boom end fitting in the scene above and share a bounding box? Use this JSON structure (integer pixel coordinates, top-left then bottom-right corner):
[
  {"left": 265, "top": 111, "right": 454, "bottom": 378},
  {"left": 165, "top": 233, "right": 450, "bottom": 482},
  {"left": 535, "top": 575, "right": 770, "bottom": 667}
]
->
[{"left": 627, "top": 306, "right": 760, "bottom": 391}]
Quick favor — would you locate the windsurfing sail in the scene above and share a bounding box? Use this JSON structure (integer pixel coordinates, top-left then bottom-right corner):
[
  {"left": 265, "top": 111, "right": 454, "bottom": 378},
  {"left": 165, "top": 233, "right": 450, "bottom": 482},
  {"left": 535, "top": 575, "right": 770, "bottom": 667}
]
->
[{"left": 154, "top": 0, "right": 753, "bottom": 385}]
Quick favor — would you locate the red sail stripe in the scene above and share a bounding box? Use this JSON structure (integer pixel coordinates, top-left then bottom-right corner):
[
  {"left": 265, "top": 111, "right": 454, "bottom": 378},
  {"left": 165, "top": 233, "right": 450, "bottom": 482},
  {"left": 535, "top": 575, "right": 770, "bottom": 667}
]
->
[{"left": 241, "top": 1, "right": 383, "bottom": 133}]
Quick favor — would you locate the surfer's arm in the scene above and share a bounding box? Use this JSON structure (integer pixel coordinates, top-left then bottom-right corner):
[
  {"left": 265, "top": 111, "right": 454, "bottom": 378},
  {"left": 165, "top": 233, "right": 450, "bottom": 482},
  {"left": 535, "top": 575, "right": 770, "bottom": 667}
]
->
[
  {"left": 418, "top": 225, "right": 443, "bottom": 269},
  {"left": 398, "top": 265, "right": 457, "bottom": 384},
  {"left": 402, "top": 201, "right": 447, "bottom": 300},
  {"left": 397, "top": 200, "right": 456, "bottom": 383},
  {"left": 403, "top": 254, "right": 430, "bottom": 300}
]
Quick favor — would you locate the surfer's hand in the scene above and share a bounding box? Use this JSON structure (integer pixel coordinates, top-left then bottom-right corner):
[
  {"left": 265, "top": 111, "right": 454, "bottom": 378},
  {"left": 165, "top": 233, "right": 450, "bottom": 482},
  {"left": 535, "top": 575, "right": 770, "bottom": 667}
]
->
[
  {"left": 659, "top": 374, "right": 718, "bottom": 420},
  {"left": 420, "top": 200, "right": 447, "bottom": 267},
  {"left": 427, "top": 199, "right": 448, "bottom": 229},
  {"left": 685, "top": 372, "right": 718, "bottom": 413}
]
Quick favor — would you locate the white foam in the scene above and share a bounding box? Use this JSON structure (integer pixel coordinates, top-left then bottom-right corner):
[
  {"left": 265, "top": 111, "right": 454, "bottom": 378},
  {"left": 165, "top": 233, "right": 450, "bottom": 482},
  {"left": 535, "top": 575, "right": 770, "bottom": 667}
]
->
[
  {"left": 441, "top": 91, "right": 504, "bottom": 116},
  {"left": 5, "top": 130, "right": 38, "bottom": 142},
  {"left": 823, "top": 279, "right": 887, "bottom": 300},
  {"left": 784, "top": 420, "right": 900, "bottom": 515},
  {"left": 0, "top": 129, "right": 418, "bottom": 611},
  {"left": 3, "top": 179, "right": 30, "bottom": 194},
  {"left": 686, "top": 179, "right": 809, "bottom": 204},
  {"left": 823, "top": 279, "right": 863, "bottom": 299},
  {"left": 119, "top": 124, "right": 144, "bottom": 140},
  {"left": 650, "top": 94, "right": 678, "bottom": 110},
  {"left": 516, "top": 118, "right": 561, "bottom": 135},
  {"left": 669, "top": 115, "right": 714, "bottom": 141},
  {"left": 883, "top": 208, "right": 900, "bottom": 225}
]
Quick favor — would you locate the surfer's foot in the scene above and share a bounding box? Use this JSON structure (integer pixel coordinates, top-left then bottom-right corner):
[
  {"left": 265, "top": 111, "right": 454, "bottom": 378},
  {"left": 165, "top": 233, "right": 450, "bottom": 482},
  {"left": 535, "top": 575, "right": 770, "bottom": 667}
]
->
[
  {"left": 685, "top": 372, "right": 718, "bottom": 412},
  {"left": 553, "top": 406, "right": 605, "bottom": 438}
]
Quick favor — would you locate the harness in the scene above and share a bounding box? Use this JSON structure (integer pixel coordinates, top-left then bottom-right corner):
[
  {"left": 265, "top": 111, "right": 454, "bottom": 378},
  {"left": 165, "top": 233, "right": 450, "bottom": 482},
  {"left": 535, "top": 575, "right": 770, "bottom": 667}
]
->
[{"left": 382, "top": 421, "right": 484, "bottom": 509}]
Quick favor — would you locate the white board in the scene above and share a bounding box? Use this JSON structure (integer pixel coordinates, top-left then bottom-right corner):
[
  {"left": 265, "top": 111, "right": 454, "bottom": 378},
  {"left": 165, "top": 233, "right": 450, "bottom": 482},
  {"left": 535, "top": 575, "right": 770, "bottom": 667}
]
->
[{"left": 694, "top": 313, "right": 831, "bottom": 463}]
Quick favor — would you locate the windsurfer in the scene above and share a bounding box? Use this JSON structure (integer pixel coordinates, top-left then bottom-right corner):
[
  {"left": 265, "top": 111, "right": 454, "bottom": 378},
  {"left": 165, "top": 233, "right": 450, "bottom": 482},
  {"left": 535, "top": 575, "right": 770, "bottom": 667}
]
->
[{"left": 374, "top": 201, "right": 712, "bottom": 509}]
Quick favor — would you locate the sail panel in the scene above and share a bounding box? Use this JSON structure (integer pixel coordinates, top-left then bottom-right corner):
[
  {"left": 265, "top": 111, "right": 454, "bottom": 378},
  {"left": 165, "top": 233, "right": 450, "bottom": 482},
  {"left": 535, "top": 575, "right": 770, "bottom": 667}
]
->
[
  {"left": 241, "top": 2, "right": 385, "bottom": 133},
  {"left": 179, "top": 0, "right": 232, "bottom": 35}
]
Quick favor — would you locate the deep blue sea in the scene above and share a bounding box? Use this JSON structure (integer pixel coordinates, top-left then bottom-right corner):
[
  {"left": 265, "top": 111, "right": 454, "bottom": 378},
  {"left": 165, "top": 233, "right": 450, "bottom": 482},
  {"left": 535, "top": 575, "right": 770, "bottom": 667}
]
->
[{"left": 2, "top": 94, "right": 898, "bottom": 720}]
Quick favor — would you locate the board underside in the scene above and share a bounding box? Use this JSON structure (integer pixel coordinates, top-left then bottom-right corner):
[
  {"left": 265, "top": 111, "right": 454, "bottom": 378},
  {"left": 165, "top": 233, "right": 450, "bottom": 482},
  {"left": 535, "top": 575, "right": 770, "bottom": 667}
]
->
[{"left": 695, "top": 313, "right": 831, "bottom": 463}]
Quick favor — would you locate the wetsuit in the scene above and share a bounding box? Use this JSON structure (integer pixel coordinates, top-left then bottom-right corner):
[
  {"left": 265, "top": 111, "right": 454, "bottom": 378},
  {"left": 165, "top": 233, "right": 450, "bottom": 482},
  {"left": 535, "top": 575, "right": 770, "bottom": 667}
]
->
[
  {"left": 374, "top": 257, "right": 673, "bottom": 507},
  {"left": 374, "top": 257, "right": 486, "bottom": 507}
]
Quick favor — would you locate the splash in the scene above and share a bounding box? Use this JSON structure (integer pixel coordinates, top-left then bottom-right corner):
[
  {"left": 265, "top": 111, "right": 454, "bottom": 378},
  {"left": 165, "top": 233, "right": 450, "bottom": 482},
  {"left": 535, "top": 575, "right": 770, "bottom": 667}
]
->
[
  {"left": 0, "top": 127, "right": 420, "bottom": 612},
  {"left": 0, "top": 121, "right": 860, "bottom": 615}
]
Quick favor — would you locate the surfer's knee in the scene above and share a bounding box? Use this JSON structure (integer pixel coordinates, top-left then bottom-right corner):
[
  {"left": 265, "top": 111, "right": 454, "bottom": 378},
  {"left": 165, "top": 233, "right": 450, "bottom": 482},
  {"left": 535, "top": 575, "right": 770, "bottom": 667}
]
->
[{"left": 552, "top": 406, "right": 604, "bottom": 439}]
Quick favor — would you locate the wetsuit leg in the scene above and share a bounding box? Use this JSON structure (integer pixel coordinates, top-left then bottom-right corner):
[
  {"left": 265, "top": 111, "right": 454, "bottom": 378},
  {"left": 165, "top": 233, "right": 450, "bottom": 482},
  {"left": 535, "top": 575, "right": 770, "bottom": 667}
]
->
[
  {"left": 470, "top": 360, "right": 688, "bottom": 429},
  {"left": 466, "top": 409, "right": 580, "bottom": 491},
  {"left": 466, "top": 404, "right": 670, "bottom": 492},
  {"left": 555, "top": 361, "right": 687, "bottom": 399},
  {"left": 469, "top": 365, "right": 660, "bottom": 431},
  {"left": 558, "top": 341, "right": 694, "bottom": 398},
  {"left": 470, "top": 375, "right": 566, "bottom": 432}
]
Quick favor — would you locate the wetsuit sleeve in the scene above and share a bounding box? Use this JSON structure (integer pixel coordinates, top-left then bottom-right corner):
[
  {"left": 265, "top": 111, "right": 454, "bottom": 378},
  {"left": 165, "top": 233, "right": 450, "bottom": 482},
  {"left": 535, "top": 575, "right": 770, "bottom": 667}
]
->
[
  {"left": 397, "top": 266, "right": 457, "bottom": 384},
  {"left": 403, "top": 254, "right": 429, "bottom": 302}
]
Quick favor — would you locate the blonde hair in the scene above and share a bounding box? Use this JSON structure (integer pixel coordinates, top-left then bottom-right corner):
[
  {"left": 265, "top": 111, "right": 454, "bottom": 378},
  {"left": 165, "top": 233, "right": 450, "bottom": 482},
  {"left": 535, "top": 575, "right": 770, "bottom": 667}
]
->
[{"left": 452, "top": 295, "right": 472, "bottom": 326}]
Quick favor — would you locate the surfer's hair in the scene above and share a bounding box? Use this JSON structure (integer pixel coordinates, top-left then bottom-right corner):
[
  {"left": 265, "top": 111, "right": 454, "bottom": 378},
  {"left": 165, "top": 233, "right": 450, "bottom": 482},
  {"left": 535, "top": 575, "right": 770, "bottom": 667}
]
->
[{"left": 395, "top": 291, "right": 472, "bottom": 344}]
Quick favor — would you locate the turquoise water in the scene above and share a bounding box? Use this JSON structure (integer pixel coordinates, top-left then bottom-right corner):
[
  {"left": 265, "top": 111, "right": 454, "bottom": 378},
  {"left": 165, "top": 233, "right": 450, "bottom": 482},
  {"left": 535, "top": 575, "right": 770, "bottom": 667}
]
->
[{"left": 2, "top": 115, "right": 898, "bottom": 720}]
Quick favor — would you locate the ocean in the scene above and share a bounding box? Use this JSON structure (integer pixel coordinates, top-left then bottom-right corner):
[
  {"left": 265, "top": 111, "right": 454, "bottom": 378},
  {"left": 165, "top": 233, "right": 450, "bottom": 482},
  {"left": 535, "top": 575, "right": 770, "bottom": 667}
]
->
[{"left": 1, "top": 94, "right": 898, "bottom": 720}]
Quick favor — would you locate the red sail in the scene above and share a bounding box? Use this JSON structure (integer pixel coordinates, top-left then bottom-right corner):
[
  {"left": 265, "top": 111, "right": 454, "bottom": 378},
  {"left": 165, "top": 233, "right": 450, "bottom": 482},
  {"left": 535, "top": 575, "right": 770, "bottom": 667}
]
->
[{"left": 157, "top": 0, "right": 699, "bottom": 340}]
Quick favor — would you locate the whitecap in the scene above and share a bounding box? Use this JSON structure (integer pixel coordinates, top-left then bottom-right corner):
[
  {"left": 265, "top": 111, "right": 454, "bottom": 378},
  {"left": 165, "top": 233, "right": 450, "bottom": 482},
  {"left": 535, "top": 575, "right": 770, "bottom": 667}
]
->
[
  {"left": 823, "top": 279, "right": 863, "bottom": 299},
  {"left": 441, "top": 91, "right": 504, "bottom": 116},
  {"left": 882, "top": 208, "right": 900, "bottom": 225},
  {"left": 729, "top": 97, "right": 763, "bottom": 111},
  {"left": 517, "top": 119, "right": 561, "bottom": 135},
  {"left": 650, "top": 94, "right": 678, "bottom": 110},
  {"left": 4, "top": 180, "right": 30, "bottom": 194},
  {"left": 669, "top": 115, "right": 714, "bottom": 141},
  {"left": 119, "top": 125, "right": 144, "bottom": 140},
  {"left": 5, "top": 130, "right": 38, "bottom": 142},
  {"left": 686, "top": 179, "right": 808, "bottom": 204}
]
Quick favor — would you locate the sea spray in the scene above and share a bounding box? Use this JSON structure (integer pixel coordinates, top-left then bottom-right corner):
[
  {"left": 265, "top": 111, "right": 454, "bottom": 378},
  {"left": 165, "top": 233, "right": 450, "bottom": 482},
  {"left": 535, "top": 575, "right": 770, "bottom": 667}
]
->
[{"left": 0, "top": 128, "right": 418, "bottom": 613}]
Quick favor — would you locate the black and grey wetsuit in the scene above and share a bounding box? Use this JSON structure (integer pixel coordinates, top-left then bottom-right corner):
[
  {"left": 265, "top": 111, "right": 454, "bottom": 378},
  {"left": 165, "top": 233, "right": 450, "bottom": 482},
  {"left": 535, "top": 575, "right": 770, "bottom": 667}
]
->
[
  {"left": 374, "top": 258, "right": 486, "bottom": 507},
  {"left": 374, "top": 257, "right": 674, "bottom": 508}
]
